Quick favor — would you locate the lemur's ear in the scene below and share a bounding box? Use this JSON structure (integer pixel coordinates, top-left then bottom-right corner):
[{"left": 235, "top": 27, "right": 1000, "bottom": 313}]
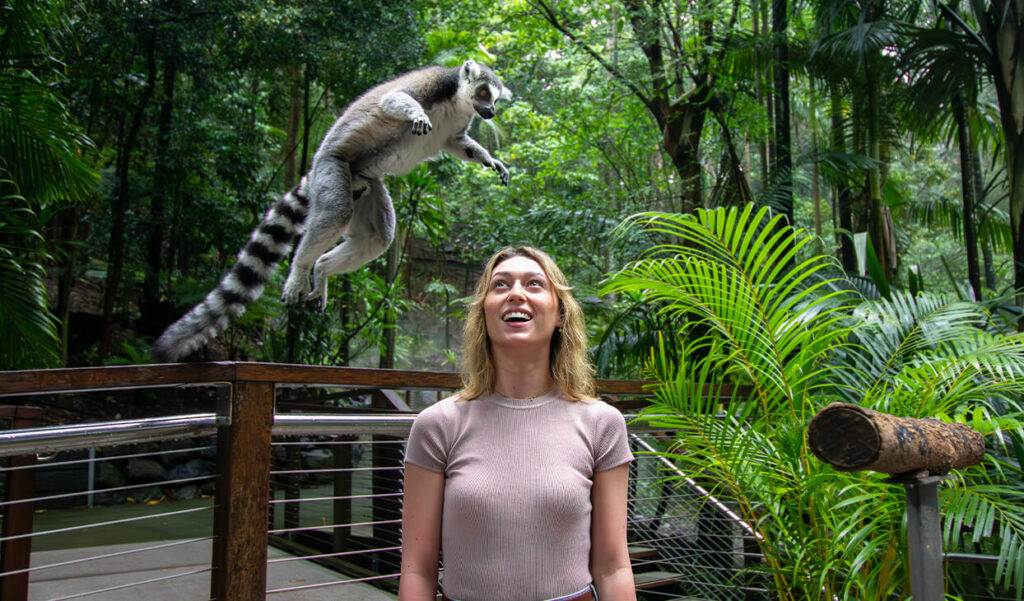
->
[
  {"left": 499, "top": 85, "right": 513, "bottom": 101},
  {"left": 462, "top": 59, "right": 481, "bottom": 80}
]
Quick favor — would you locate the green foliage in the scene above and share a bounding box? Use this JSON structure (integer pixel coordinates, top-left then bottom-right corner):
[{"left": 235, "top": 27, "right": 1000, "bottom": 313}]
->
[
  {"left": 0, "top": 183, "right": 60, "bottom": 369},
  {"left": 607, "top": 204, "right": 1024, "bottom": 599}
]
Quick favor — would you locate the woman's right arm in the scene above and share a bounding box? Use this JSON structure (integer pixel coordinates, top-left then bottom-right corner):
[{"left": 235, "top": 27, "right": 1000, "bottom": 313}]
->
[{"left": 398, "top": 462, "right": 445, "bottom": 600}]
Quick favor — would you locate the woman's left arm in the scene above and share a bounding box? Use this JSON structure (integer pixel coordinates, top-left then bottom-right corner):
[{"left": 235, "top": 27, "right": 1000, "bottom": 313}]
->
[{"left": 590, "top": 462, "right": 637, "bottom": 600}]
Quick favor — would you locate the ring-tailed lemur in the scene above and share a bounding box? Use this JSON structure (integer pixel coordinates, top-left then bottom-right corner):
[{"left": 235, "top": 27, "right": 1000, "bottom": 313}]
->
[{"left": 152, "top": 59, "right": 511, "bottom": 362}]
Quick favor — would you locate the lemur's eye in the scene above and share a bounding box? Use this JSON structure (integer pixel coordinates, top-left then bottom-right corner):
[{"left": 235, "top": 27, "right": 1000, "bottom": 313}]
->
[{"left": 477, "top": 88, "right": 491, "bottom": 101}]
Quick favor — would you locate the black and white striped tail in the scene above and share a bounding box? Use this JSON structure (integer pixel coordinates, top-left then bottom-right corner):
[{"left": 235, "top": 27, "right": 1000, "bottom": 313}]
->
[{"left": 151, "top": 179, "right": 310, "bottom": 362}]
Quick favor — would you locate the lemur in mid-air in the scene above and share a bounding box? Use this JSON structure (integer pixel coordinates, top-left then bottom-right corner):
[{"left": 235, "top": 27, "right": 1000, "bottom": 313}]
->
[{"left": 152, "top": 60, "right": 511, "bottom": 362}]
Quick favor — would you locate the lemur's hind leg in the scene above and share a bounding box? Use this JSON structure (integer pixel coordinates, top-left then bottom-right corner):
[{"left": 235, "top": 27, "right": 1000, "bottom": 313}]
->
[
  {"left": 282, "top": 157, "right": 356, "bottom": 304},
  {"left": 307, "top": 177, "right": 395, "bottom": 308}
]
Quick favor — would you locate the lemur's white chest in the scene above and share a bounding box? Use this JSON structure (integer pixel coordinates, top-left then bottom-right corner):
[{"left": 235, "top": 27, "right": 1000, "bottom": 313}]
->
[{"left": 369, "top": 102, "right": 473, "bottom": 178}]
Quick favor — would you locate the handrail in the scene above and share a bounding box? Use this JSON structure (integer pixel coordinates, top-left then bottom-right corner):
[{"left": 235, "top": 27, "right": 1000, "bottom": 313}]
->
[
  {"left": 0, "top": 413, "right": 670, "bottom": 457},
  {"left": 0, "top": 362, "right": 651, "bottom": 397},
  {"left": 0, "top": 362, "right": 654, "bottom": 601},
  {"left": 0, "top": 414, "right": 221, "bottom": 457}
]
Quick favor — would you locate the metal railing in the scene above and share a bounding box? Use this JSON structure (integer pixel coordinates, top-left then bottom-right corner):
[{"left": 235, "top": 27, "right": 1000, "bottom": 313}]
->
[
  {"left": 2, "top": 363, "right": 1014, "bottom": 601},
  {"left": 3, "top": 363, "right": 756, "bottom": 601}
]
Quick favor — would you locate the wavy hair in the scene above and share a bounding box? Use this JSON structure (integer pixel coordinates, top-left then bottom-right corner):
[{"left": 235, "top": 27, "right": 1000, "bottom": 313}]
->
[{"left": 456, "top": 246, "right": 595, "bottom": 401}]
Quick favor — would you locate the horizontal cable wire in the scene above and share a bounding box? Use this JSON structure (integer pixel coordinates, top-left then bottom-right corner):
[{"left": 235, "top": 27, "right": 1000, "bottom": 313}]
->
[
  {"left": 0, "top": 474, "right": 214, "bottom": 507},
  {"left": 268, "top": 518, "right": 400, "bottom": 535},
  {"left": 0, "top": 445, "right": 216, "bottom": 472},
  {"left": 43, "top": 567, "right": 212, "bottom": 601},
  {"left": 0, "top": 505, "right": 213, "bottom": 542},
  {"left": 265, "top": 571, "right": 400, "bottom": 594},
  {"left": 266, "top": 545, "right": 402, "bottom": 564},
  {"left": 0, "top": 537, "right": 213, "bottom": 578},
  {"left": 269, "top": 491, "right": 402, "bottom": 504},
  {"left": 270, "top": 465, "right": 402, "bottom": 476}
]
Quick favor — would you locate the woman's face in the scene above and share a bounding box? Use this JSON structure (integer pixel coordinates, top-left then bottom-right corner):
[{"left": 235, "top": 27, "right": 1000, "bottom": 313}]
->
[{"left": 483, "top": 256, "right": 562, "bottom": 353}]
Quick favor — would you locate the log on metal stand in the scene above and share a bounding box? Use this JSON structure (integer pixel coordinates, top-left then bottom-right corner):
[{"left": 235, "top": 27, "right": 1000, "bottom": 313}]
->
[
  {"left": 807, "top": 402, "right": 984, "bottom": 475},
  {"left": 808, "top": 403, "right": 986, "bottom": 601}
]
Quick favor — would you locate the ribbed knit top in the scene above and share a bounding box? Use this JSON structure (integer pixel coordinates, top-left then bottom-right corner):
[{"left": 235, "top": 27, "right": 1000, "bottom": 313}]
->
[{"left": 404, "top": 387, "right": 634, "bottom": 601}]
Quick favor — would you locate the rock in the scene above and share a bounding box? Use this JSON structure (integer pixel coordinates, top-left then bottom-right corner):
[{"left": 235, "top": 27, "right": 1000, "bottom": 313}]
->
[
  {"left": 128, "top": 485, "right": 163, "bottom": 503},
  {"left": 94, "top": 490, "right": 128, "bottom": 505},
  {"left": 94, "top": 462, "right": 125, "bottom": 488},
  {"left": 166, "top": 458, "right": 216, "bottom": 481},
  {"left": 168, "top": 485, "right": 200, "bottom": 501},
  {"left": 126, "top": 458, "right": 166, "bottom": 483},
  {"left": 157, "top": 438, "right": 198, "bottom": 467}
]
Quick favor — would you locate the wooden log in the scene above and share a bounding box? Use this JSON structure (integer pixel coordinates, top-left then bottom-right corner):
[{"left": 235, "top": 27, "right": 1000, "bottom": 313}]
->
[{"left": 808, "top": 402, "right": 985, "bottom": 475}]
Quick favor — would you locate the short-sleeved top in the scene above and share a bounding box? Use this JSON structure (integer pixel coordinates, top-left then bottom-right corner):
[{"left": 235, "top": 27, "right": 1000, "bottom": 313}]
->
[{"left": 404, "top": 386, "right": 634, "bottom": 601}]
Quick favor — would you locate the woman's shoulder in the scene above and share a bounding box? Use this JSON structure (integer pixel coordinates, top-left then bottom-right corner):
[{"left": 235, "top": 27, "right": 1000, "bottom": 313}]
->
[
  {"left": 565, "top": 395, "right": 627, "bottom": 421},
  {"left": 416, "top": 394, "right": 456, "bottom": 417},
  {"left": 413, "top": 392, "right": 475, "bottom": 422}
]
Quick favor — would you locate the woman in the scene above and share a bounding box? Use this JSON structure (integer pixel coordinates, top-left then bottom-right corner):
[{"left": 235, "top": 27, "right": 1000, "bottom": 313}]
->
[{"left": 399, "top": 246, "right": 636, "bottom": 601}]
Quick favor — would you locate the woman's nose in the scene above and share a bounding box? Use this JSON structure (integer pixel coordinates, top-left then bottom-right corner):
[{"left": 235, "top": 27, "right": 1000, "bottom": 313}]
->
[{"left": 507, "top": 281, "right": 526, "bottom": 299}]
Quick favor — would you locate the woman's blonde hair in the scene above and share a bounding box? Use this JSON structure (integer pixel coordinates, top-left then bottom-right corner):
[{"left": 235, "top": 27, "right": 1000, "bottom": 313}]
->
[{"left": 456, "top": 246, "right": 595, "bottom": 401}]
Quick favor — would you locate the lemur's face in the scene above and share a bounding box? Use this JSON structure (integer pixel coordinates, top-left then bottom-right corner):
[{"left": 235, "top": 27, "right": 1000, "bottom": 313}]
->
[
  {"left": 471, "top": 84, "right": 502, "bottom": 119},
  {"left": 461, "top": 61, "right": 511, "bottom": 120}
]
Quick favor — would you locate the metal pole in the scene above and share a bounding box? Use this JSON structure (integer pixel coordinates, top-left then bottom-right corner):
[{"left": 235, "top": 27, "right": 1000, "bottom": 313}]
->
[{"left": 885, "top": 473, "right": 951, "bottom": 601}]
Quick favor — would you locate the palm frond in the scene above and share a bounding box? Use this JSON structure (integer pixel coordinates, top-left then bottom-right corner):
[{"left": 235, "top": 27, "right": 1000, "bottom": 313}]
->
[
  {"left": 0, "top": 183, "right": 60, "bottom": 369},
  {"left": 0, "top": 73, "right": 99, "bottom": 205}
]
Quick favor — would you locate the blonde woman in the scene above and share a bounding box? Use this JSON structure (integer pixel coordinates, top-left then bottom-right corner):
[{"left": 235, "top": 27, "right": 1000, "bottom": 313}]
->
[{"left": 399, "top": 246, "right": 636, "bottom": 601}]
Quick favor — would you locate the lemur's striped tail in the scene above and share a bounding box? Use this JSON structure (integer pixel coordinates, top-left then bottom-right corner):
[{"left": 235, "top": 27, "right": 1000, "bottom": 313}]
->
[{"left": 152, "top": 179, "right": 310, "bottom": 362}]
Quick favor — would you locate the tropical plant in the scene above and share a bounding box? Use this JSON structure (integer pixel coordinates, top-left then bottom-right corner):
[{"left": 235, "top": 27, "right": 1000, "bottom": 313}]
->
[
  {"left": 1, "top": 0, "right": 98, "bottom": 368},
  {"left": 0, "top": 179, "right": 60, "bottom": 369},
  {"left": 604, "top": 203, "right": 1024, "bottom": 599}
]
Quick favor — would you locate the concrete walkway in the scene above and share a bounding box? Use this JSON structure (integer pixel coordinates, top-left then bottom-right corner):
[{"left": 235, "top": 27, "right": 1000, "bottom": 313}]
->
[{"left": 28, "top": 539, "right": 397, "bottom": 601}]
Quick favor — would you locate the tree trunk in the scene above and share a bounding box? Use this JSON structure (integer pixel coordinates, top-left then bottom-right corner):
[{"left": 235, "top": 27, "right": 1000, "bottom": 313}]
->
[
  {"left": 378, "top": 229, "right": 400, "bottom": 370},
  {"left": 662, "top": 112, "right": 706, "bottom": 211},
  {"left": 99, "top": 27, "right": 158, "bottom": 359},
  {"left": 753, "top": 0, "right": 768, "bottom": 190},
  {"left": 770, "top": 0, "right": 793, "bottom": 226},
  {"left": 808, "top": 402, "right": 985, "bottom": 475},
  {"left": 953, "top": 94, "right": 982, "bottom": 300},
  {"left": 336, "top": 277, "right": 352, "bottom": 365},
  {"left": 973, "top": 0, "right": 1024, "bottom": 322},
  {"left": 974, "top": 161, "right": 998, "bottom": 292},
  {"left": 1010, "top": 148, "right": 1024, "bottom": 321},
  {"left": 865, "top": 69, "right": 891, "bottom": 282},
  {"left": 141, "top": 49, "right": 179, "bottom": 337},
  {"left": 285, "top": 63, "right": 308, "bottom": 364},
  {"left": 831, "top": 84, "right": 857, "bottom": 271},
  {"left": 283, "top": 63, "right": 303, "bottom": 191},
  {"left": 56, "top": 208, "right": 81, "bottom": 364}
]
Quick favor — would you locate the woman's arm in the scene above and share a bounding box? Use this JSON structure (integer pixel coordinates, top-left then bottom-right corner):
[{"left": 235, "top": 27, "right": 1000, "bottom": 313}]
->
[
  {"left": 398, "top": 463, "right": 445, "bottom": 601},
  {"left": 590, "top": 462, "right": 637, "bottom": 600}
]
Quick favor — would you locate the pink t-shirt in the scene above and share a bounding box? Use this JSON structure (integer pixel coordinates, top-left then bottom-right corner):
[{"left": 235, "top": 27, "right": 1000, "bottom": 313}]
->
[{"left": 404, "top": 387, "right": 634, "bottom": 600}]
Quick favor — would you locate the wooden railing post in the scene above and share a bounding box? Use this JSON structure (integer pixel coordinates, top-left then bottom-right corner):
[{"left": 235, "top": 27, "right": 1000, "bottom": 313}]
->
[
  {"left": 211, "top": 380, "right": 274, "bottom": 601},
  {"left": 1, "top": 406, "right": 42, "bottom": 601}
]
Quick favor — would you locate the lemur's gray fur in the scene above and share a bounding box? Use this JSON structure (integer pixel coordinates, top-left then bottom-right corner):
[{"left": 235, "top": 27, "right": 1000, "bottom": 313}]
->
[{"left": 152, "top": 60, "right": 510, "bottom": 362}]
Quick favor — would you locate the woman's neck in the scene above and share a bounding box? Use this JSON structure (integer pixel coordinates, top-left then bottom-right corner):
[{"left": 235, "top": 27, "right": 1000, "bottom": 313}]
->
[{"left": 490, "top": 346, "right": 555, "bottom": 399}]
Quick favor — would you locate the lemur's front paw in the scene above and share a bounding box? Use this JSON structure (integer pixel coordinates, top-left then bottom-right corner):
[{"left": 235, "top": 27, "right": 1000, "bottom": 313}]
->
[
  {"left": 282, "top": 276, "right": 309, "bottom": 305},
  {"left": 411, "top": 114, "right": 433, "bottom": 135},
  {"left": 490, "top": 159, "right": 509, "bottom": 186}
]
